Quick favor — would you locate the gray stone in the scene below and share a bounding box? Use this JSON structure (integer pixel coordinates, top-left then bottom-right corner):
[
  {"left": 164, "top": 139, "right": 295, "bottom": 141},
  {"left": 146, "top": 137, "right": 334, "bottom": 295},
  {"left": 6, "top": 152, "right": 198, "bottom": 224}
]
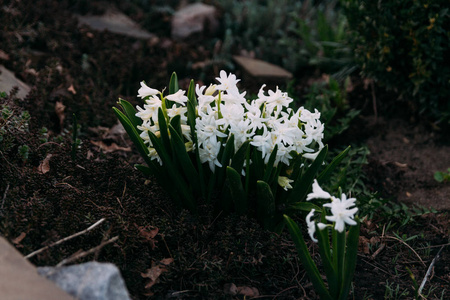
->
[
  {"left": 0, "top": 237, "right": 74, "bottom": 300},
  {"left": 76, "top": 9, "right": 155, "bottom": 40},
  {"left": 38, "top": 262, "right": 131, "bottom": 300},
  {"left": 232, "top": 56, "right": 293, "bottom": 80},
  {"left": 171, "top": 3, "right": 218, "bottom": 40},
  {"left": 0, "top": 65, "right": 31, "bottom": 99}
]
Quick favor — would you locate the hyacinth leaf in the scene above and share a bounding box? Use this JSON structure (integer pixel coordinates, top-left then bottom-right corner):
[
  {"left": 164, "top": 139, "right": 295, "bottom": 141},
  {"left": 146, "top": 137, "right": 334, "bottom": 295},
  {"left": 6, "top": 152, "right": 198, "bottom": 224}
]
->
[
  {"left": 117, "top": 98, "right": 143, "bottom": 132},
  {"left": 283, "top": 215, "right": 333, "bottom": 300},
  {"left": 317, "top": 145, "right": 351, "bottom": 184},
  {"left": 316, "top": 217, "right": 338, "bottom": 298},
  {"left": 112, "top": 107, "right": 150, "bottom": 166},
  {"left": 230, "top": 140, "right": 250, "bottom": 175},
  {"left": 256, "top": 180, "right": 277, "bottom": 230},
  {"left": 149, "top": 131, "right": 196, "bottom": 212},
  {"left": 251, "top": 148, "right": 264, "bottom": 182},
  {"left": 169, "top": 114, "right": 182, "bottom": 138},
  {"left": 226, "top": 166, "right": 247, "bottom": 214},
  {"left": 187, "top": 79, "right": 198, "bottom": 107},
  {"left": 168, "top": 124, "right": 201, "bottom": 193},
  {"left": 333, "top": 228, "right": 346, "bottom": 292},
  {"left": 287, "top": 151, "right": 303, "bottom": 181},
  {"left": 157, "top": 108, "right": 172, "bottom": 157},
  {"left": 288, "top": 202, "right": 322, "bottom": 213},
  {"left": 169, "top": 72, "right": 179, "bottom": 95},
  {"left": 217, "top": 135, "right": 235, "bottom": 188},
  {"left": 338, "top": 218, "right": 360, "bottom": 300},
  {"left": 263, "top": 144, "right": 278, "bottom": 183},
  {"left": 219, "top": 167, "right": 246, "bottom": 214},
  {"left": 286, "top": 146, "right": 328, "bottom": 204}
]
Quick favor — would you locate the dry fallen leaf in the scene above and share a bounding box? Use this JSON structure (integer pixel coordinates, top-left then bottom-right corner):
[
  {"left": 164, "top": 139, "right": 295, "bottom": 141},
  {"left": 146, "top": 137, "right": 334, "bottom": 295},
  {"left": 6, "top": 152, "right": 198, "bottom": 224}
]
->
[
  {"left": 141, "top": 258, "right": 174, "bottom": 295},
  {"left": 12, "top": 232, "right": 27, "bottom": 245},
  {"left": 67, "top": 84, "right": 77, "bottom": 95},
  {"left": 38, "top": 154, "right": 53, "bottom": 174},
  {"left": 135, "top": 224, "right": 159, "bottom": 250},
  {"left": 0, "top": 49, "right": 10, "bottom": 60},
  {"left": 55, "top": 101, "right": 66, "bottom": 129},
  {"left": 237, "top": 286, "right": 260, "bottom": 297},
  {"left": 90, "top": 140, "right": 131, "bottom": 153}
]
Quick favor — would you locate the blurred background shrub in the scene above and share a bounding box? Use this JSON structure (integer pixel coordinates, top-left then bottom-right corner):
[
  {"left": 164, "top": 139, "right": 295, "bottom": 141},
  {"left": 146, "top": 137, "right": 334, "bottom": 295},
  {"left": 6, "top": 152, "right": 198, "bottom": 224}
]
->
[
  {"left": 342, "top": 0, "right": 450, "bottom": 125},
  {"left": 216, "top": 0, "right": 355, "bottom": 76}
]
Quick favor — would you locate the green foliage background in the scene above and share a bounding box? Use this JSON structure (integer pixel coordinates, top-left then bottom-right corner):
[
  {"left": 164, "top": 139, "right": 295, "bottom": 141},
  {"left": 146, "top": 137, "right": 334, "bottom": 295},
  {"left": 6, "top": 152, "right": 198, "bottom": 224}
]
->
[{"left": 342, "top": 0, "right": 450, "bottom": 124}]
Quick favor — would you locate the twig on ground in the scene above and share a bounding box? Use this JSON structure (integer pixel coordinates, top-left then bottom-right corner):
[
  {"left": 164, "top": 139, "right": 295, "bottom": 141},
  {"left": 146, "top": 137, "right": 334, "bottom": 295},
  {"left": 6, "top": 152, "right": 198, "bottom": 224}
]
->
[
  {"left": 371, "top": 243, "right": 386, "bottom": 260},
  {"left": 418, "top": 245, "right": 445, "bottom": 296},
  {"left": 384, "top": 235, "right": 426, "bottom": 267},
  {"left": 1, "top": 183, "right": 10, "bottom": 213},
  {"left": 56, "top": 236, "right": 119, "bottom": 267},
  {"left": 25, "top": 218, "right": 106, "bottom": 259}
]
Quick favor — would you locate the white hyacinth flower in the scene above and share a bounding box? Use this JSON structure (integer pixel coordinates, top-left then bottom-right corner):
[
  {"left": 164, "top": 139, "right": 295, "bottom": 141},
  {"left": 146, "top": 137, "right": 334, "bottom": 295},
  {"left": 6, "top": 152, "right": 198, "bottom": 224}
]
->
[
  {"left": 323, "top": 194, "right": 358, "bottom": 233},
  {"left": 306, "top": 179, "right": 332, "bottom": 201},
  {"left": 278, "top": 176, "right": 294, "bottom": 191},
  {"left": 137, "top": 81, "right": 160, "bottom": 98},
  {"left": 306, "top": 209, "right": 318, "bottom": 242}
]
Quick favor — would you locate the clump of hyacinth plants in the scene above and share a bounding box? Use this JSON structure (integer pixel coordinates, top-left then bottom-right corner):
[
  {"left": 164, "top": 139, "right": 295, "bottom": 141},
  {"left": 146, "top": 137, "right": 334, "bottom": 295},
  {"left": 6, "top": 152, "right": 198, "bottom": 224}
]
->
[
  {"left": 284, "top": 180, "right": 360, "bottom": 300},
  {"left": 114, "top": 71, "right": 350, "bottom": 231}
]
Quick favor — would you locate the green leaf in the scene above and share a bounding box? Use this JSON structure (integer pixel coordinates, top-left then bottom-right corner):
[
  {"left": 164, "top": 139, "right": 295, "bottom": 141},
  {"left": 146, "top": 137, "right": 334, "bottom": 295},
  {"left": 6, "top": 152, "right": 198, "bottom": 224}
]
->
[
  {"left": 117, "top": 98, "right": 143, "bottom": 131},
  {"left": 286, "top": 146, "right": 328, "bottom": 204},
  {"left": 226, "top": 166, "right": 247, "bottom": 214},
  {"left": 263, "top": 144, "right": 278, "bottom": 182},
  {"left": 229, "top": 140, "right": 250, "bottom": 176},
  {"left": 169, "top": 72, "right": 179, "bottom": 95},
  {"left": 317, "top": 146, "right": 350, "bottom": 184},
  {"left": 251, "top": 148, "right": 264, "bottom": 182},
  {"left": 256, "top": 180, "right": 277, "bottom": 230},
  {"left": 434, "top": 171, "right": 444, "bottom": 182},
  {"left": 283, "top": 215, "right": 333, "bottom": 300},
  {"left": 217, "top": 135, "right": 235, "bottom": 188},
  {"left": 338, "top": 219, "right": 360, "bottom": 300},
  {"left": 113, "top": 107, "right": 150, "bottom": 165},
  {"left": 316, "top": 215, "right": 338, "bottom": 298},
  {"left": 168, "top": 124, "right": 200, "bottom": 193},
  {"left": 169, "top": 114, "right": 182, "bottom": 137},
  {"left": 157, "top": 108, "right": 172, "bottom": 157},
  {"left": 187, "top": 79, "right": 198, "bottom": 107},
  {"left": 288, "top": 202, "right": 322, "bottom": 213},
  {"left": 149, "top": 131, "right": 196, "bottom": 212}
]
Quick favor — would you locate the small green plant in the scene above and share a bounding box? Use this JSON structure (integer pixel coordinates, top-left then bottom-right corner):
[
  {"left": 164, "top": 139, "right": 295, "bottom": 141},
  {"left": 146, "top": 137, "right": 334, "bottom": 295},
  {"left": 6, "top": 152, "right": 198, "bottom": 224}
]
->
[
  {"left": 383, "top": 280, "right": 410, "bottom": 300},
  {"left": 434, "top": 168, "right": 450, "bottom": 182},
  {"left": 284, "top": 180, "right": 360, "bottom": 300},
  {"left": 0, "top": 103, "right": 31, "bottom": 163},
  {"left": 343, "top": 0, "right": 450, "bottom": 124},
  {"left": 114, "top": 71, "right": 350, "bottom": 231}
]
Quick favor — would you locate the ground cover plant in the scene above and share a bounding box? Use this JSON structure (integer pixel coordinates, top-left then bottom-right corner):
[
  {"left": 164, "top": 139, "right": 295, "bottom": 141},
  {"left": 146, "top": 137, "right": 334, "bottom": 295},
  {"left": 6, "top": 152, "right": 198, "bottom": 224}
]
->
[{"left": 1, "top": 0, "right": 449, "bottom": 299}]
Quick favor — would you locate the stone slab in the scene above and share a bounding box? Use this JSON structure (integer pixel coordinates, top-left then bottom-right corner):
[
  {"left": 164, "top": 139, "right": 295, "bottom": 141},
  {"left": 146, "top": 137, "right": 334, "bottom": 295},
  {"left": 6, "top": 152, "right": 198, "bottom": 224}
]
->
[
  {"left": 233, "top": 56, "right": 293, "bottom": 80},
  {"left": 38, "top": 262, "right": 131, "bottom": 300},
  {"left": 0, "top": 65, "right": 31, "bottom": 99},
  {"left": 76, "top": 9, "right": 155, "bottom": 40},
  {"left": 171, "top": 3, "right": 218, "bottom": 40},
  {"left": 0, "top": 237, "right": 74, "bottom": 300}
]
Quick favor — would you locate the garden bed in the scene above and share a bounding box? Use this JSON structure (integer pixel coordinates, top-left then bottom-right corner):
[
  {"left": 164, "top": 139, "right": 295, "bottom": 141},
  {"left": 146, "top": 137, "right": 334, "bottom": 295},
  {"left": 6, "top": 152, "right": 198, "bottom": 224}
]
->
[{"left": 1, "top": 1, "right": 448, "bottom": 299}]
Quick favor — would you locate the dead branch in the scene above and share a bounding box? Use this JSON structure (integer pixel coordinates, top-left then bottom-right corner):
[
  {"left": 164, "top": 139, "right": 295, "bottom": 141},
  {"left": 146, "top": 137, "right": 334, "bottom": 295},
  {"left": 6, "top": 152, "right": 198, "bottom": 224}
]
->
[
  {"left": 56, "top": 236, "right": 119, "bottom": 267},
  {"left": 384, "top": 235, "right": 426, "bottom": 267},
  {"left": 418, "top": 245, "right": 445, "bottom": 296},
  {"left": 25, "top": 218, "right": 106, "bottom": 259}
]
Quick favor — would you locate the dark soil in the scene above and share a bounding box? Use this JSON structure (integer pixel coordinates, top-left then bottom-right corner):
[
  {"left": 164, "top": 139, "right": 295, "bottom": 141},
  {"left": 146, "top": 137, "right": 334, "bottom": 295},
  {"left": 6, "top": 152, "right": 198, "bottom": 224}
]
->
[{"left": 1, "top": 1, "right": 448, "bottom": 299}]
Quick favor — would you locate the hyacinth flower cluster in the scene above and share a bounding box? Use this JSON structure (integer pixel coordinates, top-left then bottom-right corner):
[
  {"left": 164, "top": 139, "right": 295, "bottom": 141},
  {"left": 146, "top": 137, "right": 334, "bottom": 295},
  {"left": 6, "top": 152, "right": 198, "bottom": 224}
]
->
[
  {"left": 114, "top": 71, "right": 351, "bottom": 231},
  {"left": 284, "top": 180, "right": 360, "bottom": 300}
]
